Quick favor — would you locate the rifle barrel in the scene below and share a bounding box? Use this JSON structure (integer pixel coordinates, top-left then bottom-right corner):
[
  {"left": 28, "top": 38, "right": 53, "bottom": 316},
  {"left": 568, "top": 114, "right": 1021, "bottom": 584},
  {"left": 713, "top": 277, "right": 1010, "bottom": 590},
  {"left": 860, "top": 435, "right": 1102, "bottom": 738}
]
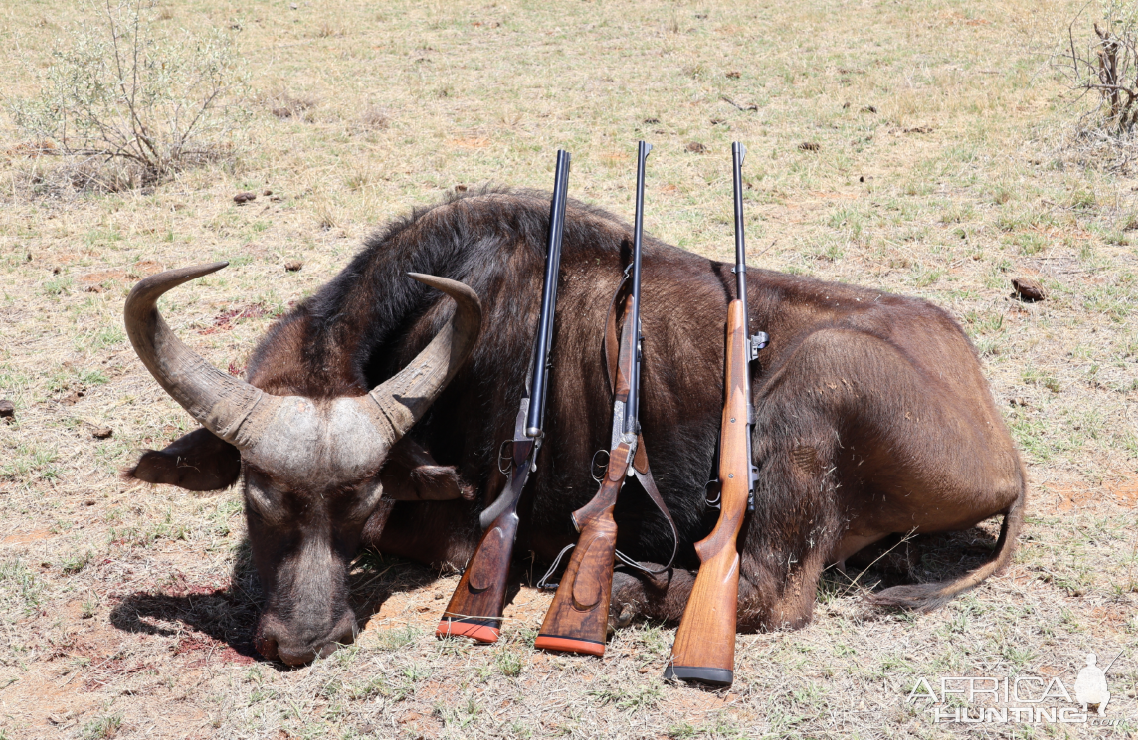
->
[
  {"left": 732, "top": 141, "right": 747, "bottom": 307},
  {"left": 526, "top": 150, "right": 571, "bottom": 437},
  {"left": 623, "top": 141, "right": 651, "bottom": 435}
]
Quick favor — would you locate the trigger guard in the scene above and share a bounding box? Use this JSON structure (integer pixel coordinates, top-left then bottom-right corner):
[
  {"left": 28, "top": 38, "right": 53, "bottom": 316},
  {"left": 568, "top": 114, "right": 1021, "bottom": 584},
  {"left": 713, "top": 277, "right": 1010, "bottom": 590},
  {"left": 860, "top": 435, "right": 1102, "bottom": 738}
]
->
[
  {"left": 497, "top": 439, "right": 514, "bottom": 476},
  {"left": 590, "top": 449, "right": 610, "bottom": 483}
]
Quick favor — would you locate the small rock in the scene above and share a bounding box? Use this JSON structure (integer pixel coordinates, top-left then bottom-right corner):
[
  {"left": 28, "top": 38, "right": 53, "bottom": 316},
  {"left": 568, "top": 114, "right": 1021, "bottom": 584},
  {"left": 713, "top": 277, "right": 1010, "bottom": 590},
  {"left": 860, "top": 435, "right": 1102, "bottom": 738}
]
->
[
  {"left": 233, "top": 191, "right": 257, "bottom": 205},
  {"left": 0, "top": 400, "right": 14, "bottom": 422},
  {"left": 1012, "top": 277, "right": 1046, "bottom": 302},
  {"left": 799, "top": 141, "right": 820, "bottom": 151},
  {"left": 290, "top": 2, "right": 297, "bottom": 8},
  {"left": 685, "top": 141, "right": 708, "bottom": 153},
  {"left": 92, "top": 427, "right": 113, "bottom": 440},
  {"left": 84, "top": 500, "right": 95, "bottom": 506},
  {"left": 263, "top": 189, "right": 273, "bottom": 196},
  {"left": 284, "top": 260, "right": 304, "bottom": 272},
  {"left": 726, "top": 71, "right": 740, "bottom": 79},
  {"left": 26, "top": 252, "right": 32, "bottom": 262}
]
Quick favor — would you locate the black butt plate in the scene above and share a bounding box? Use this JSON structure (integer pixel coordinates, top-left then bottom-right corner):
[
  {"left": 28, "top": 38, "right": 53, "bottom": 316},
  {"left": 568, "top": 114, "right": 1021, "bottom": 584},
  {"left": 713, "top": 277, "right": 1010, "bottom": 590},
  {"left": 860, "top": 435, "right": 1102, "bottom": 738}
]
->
[{"left": 663, "top": 665, "right": 733, "bottom": 687}]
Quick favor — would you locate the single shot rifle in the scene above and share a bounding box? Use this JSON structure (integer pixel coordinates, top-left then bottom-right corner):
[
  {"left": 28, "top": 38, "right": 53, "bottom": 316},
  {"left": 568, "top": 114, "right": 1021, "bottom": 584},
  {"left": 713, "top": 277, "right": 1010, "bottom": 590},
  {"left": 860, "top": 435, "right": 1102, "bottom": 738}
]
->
[
  {"left": 435, "top": 150, "right": 571, "bottom": 643},
  {"left": 534, "top": 141, "right": 675, "bottom": 657},
  {"left": 665, "top": 142, "right": 768, "bottom": 686}
]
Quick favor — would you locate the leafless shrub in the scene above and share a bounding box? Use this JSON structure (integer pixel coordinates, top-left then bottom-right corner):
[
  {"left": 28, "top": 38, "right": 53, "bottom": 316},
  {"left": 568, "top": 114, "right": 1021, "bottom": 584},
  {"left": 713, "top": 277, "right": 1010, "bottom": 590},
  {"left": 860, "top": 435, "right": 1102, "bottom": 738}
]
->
[
  {"left": 1053, "top": 2, "right": 1138, "bottom": 172},
  {"left": 1059, "top": 1, "right": 1138, "bottom": 135},
  {"left": 7, "top": 0, "right": 247, "bottom": 188}
]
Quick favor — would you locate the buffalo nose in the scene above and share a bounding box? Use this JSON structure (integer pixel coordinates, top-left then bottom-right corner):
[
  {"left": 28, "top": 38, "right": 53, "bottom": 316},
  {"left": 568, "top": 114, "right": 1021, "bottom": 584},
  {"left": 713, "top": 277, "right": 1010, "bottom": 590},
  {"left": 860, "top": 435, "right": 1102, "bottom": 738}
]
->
[{"left": 255, "top": 612, "right": 358, "bottom": 666}]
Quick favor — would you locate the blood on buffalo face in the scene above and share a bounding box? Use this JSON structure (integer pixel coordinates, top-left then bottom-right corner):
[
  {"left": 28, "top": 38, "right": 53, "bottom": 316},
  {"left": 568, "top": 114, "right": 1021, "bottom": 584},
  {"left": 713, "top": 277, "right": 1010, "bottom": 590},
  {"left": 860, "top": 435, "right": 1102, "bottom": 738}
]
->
[{"left": 122, "top": 263, "right": 481, "bottom": 665}]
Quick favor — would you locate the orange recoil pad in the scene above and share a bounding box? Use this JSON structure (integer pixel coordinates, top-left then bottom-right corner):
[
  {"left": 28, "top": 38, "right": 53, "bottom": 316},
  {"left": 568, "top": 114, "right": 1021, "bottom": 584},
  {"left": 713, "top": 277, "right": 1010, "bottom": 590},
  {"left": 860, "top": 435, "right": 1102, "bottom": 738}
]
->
[
  {"left": 533, "top": 635, "right": 606, "bottom": 657},
  {"left": 435, "top": 620, "right": 500, "bottom": 644}
]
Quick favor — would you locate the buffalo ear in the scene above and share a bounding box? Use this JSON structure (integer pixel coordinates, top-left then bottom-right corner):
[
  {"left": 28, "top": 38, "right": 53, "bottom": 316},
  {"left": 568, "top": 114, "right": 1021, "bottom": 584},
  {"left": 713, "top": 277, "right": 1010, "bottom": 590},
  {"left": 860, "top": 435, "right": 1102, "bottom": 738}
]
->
[
  {"left": 125, "top": 427, "right": 242, "bottom": 491},
  {"left": 379, "top": 438, "right": 474, "bottom": 501}
]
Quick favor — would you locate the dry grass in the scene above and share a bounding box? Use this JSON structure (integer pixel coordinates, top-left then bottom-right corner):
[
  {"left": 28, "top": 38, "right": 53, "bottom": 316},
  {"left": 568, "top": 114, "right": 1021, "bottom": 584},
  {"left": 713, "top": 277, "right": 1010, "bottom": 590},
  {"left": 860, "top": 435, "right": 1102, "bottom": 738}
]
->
[{"left": 0, "top": 0, "right": 1136, "bottom": 737}]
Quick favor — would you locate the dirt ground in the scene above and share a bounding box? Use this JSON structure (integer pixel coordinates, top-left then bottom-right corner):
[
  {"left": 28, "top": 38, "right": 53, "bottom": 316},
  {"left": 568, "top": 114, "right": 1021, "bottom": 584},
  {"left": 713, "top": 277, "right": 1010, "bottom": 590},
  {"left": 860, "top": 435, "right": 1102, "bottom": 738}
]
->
[{"left": 1, "top": 0, "right": 1136, "bottom": 737}]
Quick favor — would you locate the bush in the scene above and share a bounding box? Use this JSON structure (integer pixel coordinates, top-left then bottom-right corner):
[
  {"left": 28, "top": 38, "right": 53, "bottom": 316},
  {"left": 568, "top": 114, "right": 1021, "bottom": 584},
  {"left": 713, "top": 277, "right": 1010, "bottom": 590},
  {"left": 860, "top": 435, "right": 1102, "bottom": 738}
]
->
[
  {"left": 1059, "top": 1, "right": 1138, "bottom": 136},
  {"left": 8, "top": 0, "right": 247, "bottom": 188}
]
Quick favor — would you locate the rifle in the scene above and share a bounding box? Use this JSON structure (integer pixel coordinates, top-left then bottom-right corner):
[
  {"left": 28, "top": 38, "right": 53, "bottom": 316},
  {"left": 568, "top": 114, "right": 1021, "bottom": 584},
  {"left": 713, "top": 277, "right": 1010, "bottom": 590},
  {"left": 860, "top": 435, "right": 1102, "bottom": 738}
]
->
[
  {"left": 435, "top": 150, "right": 571, "bottom": 643},
  {"left": 665, "top": 142, "right": 768, "bottom": 686},
  {"left": 534, "top": 141, "right": 660, "bottom": 657}
]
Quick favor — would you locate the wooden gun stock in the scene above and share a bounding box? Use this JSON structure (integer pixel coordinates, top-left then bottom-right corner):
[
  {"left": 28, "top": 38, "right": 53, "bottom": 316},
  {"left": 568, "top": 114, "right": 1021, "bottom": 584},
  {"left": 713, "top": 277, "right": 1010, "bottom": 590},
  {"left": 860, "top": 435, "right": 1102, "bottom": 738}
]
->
[
  {"left": 436, "top": 438, "right": 533, "bottom": 643},
  {"left": 666, "top": 299, "right": 751, "bottom": 686},
  {"left": 533, "top": 440, "right": 633, "bottom": 656},
  {"left": 435, "top": 508, "right": 520, "bottom": 643}
]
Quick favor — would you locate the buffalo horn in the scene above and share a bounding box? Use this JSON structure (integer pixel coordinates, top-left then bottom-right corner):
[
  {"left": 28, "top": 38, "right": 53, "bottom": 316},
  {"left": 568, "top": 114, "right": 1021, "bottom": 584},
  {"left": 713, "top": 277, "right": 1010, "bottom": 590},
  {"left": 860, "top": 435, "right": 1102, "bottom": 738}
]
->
[
  {"left": 366, "top": 273, "right": 482, "bottom": 440},
  {"left": 123, "top": 263, "right": 277, "bottom": 450}
]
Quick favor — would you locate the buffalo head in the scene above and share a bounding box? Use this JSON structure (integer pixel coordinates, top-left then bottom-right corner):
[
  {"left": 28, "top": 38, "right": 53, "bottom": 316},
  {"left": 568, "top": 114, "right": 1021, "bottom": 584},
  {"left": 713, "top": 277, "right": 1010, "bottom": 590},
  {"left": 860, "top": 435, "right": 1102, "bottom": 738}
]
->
[{"left": 123, "top": 263, "right": 481, "bottom": 665}]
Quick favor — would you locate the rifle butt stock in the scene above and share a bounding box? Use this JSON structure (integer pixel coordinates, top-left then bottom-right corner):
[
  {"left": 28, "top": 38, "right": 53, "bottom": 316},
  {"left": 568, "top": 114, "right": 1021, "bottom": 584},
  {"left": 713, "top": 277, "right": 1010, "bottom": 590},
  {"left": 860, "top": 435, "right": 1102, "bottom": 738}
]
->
[
  {"left": 435, "top": 510, "right": 520, "bottom": 643},
  {"left": 665, "top": 546, "right": 740, "bottom": 685},
  {"left": 666, "top": 299, "right": 752, "bottom": 686},
  {"left": 534, "top": 508, "right": 618, "bottom": 656}
]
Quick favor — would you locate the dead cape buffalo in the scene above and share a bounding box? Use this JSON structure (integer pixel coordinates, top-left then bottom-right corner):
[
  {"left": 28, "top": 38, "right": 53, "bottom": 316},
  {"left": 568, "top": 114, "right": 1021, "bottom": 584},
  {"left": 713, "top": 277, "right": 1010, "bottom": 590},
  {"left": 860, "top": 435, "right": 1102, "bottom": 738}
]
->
[{"left": 124, "top": 189, "right": 1025, "bottom": 666}]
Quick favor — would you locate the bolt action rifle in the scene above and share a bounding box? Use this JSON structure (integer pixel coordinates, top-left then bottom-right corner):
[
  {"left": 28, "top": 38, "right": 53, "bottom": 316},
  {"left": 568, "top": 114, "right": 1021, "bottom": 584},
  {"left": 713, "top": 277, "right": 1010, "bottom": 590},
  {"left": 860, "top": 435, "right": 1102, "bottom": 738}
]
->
[
  {"left": 665, "top": 142, "right": 768, "bottom": 686},
  {"left": 435, "top": 150, "right": 571, "bottom": 643},
  {"left": 535, "top": 141, "right": 676, "bottom": 657}
]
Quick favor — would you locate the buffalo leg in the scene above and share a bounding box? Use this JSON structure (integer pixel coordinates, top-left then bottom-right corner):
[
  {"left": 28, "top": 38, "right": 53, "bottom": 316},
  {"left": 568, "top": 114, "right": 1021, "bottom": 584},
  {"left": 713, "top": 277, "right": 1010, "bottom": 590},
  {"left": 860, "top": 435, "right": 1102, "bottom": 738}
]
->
[{"left": 608, "top": 565, "right": 766, "bottom": 631}]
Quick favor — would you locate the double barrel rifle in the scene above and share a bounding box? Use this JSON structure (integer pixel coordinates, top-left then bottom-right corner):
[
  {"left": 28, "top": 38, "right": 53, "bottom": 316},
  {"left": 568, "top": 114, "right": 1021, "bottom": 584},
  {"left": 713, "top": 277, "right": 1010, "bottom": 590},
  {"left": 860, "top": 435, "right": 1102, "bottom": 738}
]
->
[
  {"left": 534, "top": 141, "right": 677, "bottom": 657},
  {"left": 436, "top": 150, "right": 572, "bottom": 644}
]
